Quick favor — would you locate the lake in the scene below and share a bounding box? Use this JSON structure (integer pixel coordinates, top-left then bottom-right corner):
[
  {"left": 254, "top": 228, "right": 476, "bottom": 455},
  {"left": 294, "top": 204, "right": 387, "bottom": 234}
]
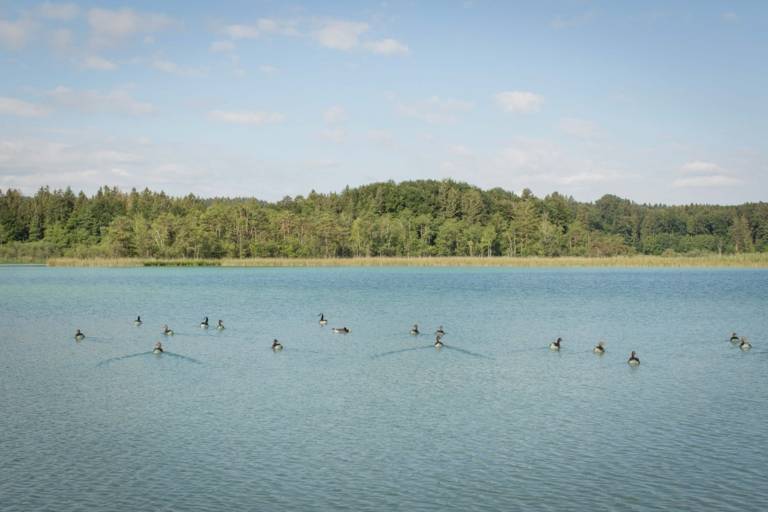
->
[{"left": 1, "top": 266, "right": 766, "bottom": 511}]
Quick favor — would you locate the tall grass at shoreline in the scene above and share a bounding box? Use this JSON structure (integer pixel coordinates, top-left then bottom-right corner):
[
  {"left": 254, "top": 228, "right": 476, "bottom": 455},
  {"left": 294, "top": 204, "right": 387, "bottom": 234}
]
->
[{"left": 35, "top": 254, "right": 768, "bottom": 268}]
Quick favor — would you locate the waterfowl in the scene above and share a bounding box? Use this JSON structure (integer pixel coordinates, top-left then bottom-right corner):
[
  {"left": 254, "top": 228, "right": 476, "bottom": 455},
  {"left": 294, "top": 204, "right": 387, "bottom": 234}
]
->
[
  {"left": 435, "top": 325, "right": 446, "bottom": 337},
  {"left": 729, "top": 332, "right": 740, "bottom": 343},
  {"left": 319, "top": 314, "right": 328, "bottom": 326},
  {"left": 410, "top": 324, "right": 420, "bottom": 336},
  {"left": 628, "top": 351, "right": 640, "bottom": 366},
  {"left": 549, "top": 337, "right": 562, "bottom": 351},
  {"left": 74, "top": 329, "right": 85, "bottom": 341},
  {"left": 272, "top": 339, "right": 283, "bottom": 351},
  {"left": 217, "top": 319, "right": 225, "bottom": 330},
  {"left": 740, "top": 337, "right": 752, "bottom": 351},
  {"left": 200, "top": 317, "right": 209, "bottom": 329},
  {"left": 332, "top": 327, "right": 350, "bottom": 334},
  {"left": 162, "top": 324, "right": 174, "bottom": 336},
  {"left": 134, "top": 315, "right": 142, "bottom": 326},
  {"left": 434, "top": 335, "right": 444, "bottom": 348},
  {"left": 153, "top": 341, "right": 164, "bottom": 354},
  {"left": 593, "top": 341, "right": 606, "bottom": 354}
]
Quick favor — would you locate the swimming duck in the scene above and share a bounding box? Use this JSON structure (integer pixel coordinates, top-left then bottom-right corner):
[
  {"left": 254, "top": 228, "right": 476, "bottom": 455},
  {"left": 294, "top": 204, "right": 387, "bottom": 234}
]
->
[
  {"left": 332, "top": 327, "right": 350, "bottom": 334},
  {"left": 200, "top": 316, "right": 209, "bottom": 329},
  {"left": 217, "top": 319, "right": 225, "bottom": 330},
  {"left": 74, "top": 329, "right": 85, "bottom": 341},
  {"left": 434, "top": 335, "right": 444, "bottom": 348},
  {"left": 739, "top": 337, "right": 752, "bottom": 351},
  {"left": 410, "top": 324, "right": 420, "bottom": 336},
  {"left": 549, "top": 337, "right": 562, "bottom": 351},
  {"left": 730, "top": 332, "right": 740, "bottom": 343},
  {"left": 593, "top": 341, "right": 606, "bottom": 354},
  {"left": 319, "top": 314, "right": 328, "bottom": 326},
  {"left": 435, "top": 325, "right": 446, "bottom": 337},
  {"left": 134, "top": 315, "right": 142, "bottom": 326},
  {"left": 272, "top": 339, "right": 283, "bottom": 351},
  {"left": 162, "top": 324, "right": 174, "bottom": 336},
  {"left": 153, "top": 341, "right": 164, "bottom": 354},
  {"left": 628, "top": 351, "right": 640, "bottom": 366}
]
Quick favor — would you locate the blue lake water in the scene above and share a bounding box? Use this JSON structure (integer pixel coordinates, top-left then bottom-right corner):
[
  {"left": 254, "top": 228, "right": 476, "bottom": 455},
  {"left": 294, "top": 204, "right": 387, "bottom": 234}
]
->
[{"left": 1, "top": 266, "right": 767, "bottom": 511}]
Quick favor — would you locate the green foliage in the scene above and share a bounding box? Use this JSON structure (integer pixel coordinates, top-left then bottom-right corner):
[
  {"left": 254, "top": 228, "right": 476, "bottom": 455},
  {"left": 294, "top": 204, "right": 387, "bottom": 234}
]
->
[{"left": 0, "top": 181, "right": 766, "bottom": 260}]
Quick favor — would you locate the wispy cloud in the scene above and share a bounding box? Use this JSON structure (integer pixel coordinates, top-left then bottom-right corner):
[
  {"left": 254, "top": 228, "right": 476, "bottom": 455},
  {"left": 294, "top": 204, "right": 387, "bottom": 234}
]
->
[
  {"left": 87, "top": 8, "right": 175, "bottom": 46},
  {"left": 48, "top": 86, "right": 155, "bottom": 115},
  {"left": 559, "top": 117, "right": 598, "bottom": 138},
  {"left": 364, "top": 38, "right": 409, "bottom": 55},
  {"left": 680, "top": 160, "right": 720, "bottom": 173},
  {"left": 82, "top": 55, "right": 117, "bottom": 70},
  {"left": 151, "top": 56, "right": 206, "bottom": 77},
  {"left": 0, "top": 97, "right": 49, "bottom": 117},
  {"left": 313, "top": 19, "right": 369, "bottom": 50},
  {"left": 495, "top": 91, "right": 543, "bottom": 113},
  {"left": 37, "top": 2, "right": 79, "bottom": 21},
  {"left": 397, "top": 96, "right": 473, "bottom": 124},
  {"left": 208, "top": 110, "right": 284, "bottom": 125},
  {"left": 209, "top": 40, "right": 235, "bottom": 53},
  {"left": 0, "top": 18, "right": 35, "bottom": 50},
  {"left": 672, "top": 175, "right": 742, "bottom": 188},
  {"left": 324, "top": 105, "right": 347, "bottom": 124},
  {"left": 223, "top": 19, "right": 298, "bottom": 39}
]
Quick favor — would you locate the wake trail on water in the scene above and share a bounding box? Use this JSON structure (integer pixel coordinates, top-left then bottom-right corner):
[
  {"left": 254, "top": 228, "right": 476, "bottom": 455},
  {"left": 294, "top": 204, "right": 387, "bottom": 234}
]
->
[{"left": 97, "top": 351, "right": 202, "bottom": 366}]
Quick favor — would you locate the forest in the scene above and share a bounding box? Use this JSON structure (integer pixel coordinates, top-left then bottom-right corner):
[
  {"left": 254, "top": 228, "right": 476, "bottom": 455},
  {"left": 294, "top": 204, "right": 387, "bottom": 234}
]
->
[{"left": 0, "top": 180, "right": 766, "bottom": 261}]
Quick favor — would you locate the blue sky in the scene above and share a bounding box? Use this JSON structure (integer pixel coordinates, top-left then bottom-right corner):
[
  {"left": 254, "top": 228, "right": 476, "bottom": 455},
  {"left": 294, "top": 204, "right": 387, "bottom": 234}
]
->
[{"left": 0, "top": 1, "right": 766, "bottom": 204}]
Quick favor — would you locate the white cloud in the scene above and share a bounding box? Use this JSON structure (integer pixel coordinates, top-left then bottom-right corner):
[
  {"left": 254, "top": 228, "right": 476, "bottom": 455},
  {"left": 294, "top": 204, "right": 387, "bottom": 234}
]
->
[
  {"left": 87, "top": 8, "right": 174, "bottom": 46},
  {"left": 672, "top": 175, "right": 742, "bottom": 188},
  {"left": 151, "top": 57, "right": 205, "bottom": 77},
  {"left": 397, "top": 96, "right": 473, "bottom": 124},
  {"left": 48, "top": 86, "right": 155, "bottom": 115},
  {"left": 208, "top": 110, "right": 284, "bottom": 125},
  {"left": 320, "top": 128, "right": 345, "bottom": 143},
  {"left": 259, "top": 64, "right": 278, "bottom": 75},
  {"left": 82, "top": 55, "right": 117, "bottom": 70},
  {"left": 49, "top": 28, "right": 73, "bottom": 52},
  {"left": 559, "top": 117, "right": 598, "bottom": 138},
  {"left": 680, "top": 160, "right": 720, "bottom": 173},
  {"left": 324, "top": 105, "right": 347, "bottom": 124},
  {"left": 313, "top": 20, "right": 369, "bottom": 50},
  {"left": 223, "top": 18, "right": 298, "bottom": 39},
  {"left": 495, "top": 91, "right": 543, "bottom": 113},
  {"left": 0, "top": 19, "right": 34, "bottom": 50},
  {"left": 209, "top": 40, "right": 235, "bottom": 52},
  {"left": 364, "top": 38, "right": 409, "bottom": 55},
  {"left": 37, "top": 2, "right": 79, "bottom": 21},
  {"left": 0, "top": 97, "right": 49, "bottom": 117}
]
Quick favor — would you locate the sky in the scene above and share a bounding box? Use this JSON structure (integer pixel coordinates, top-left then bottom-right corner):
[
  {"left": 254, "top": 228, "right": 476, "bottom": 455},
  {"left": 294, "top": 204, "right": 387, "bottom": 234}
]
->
[{"left": 0, "top": 0, "right": 766, "bottom": 204}]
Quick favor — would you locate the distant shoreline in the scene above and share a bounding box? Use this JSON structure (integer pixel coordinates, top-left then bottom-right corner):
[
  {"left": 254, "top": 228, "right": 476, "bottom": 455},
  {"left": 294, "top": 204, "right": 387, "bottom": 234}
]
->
[{"left": 9, "top": 254, "right": 765, "bottom": 268}]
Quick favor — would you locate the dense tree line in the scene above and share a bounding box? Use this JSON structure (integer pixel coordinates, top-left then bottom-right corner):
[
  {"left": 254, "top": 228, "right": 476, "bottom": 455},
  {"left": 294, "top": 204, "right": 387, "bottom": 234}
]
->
[{"left": 1, "top": 180, "right": 766, "bottom": 260}]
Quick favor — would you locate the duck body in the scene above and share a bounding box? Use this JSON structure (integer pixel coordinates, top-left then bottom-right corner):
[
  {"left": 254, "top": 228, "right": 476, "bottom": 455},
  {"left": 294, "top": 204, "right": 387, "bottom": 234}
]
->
[
  {"left": 217, "top": 320, "right": 225, "bottom": 330},
  {"left": 740, "top": 339, "right": 752, "bottom": 351},
  {"left": 593, "top": 344, "right": 605, "bottom": 354},
  {"left": 201, "top": 317, "right": 209, "bottom": 329},
  {"left": 162, "top": 325, "right": 174, "bottom": 336},
  {"left": 549, "top": 338, "right": 562, "bottom": 351},
  {"left": 319, "top": 314, "right": 328, "bottom": 326},
  {"left": 410, "top": 324, "right": 420, "bottom": 336},
  {"left": 332, "top": 327, "right": 350, "bottom": 334},
  {"left": 434, "top": 339, "right": 443, "bottom": 348},
  {"left": 628, "top": 351, "right": 640, "bottom": 366},
  {"left": 134, "top": 316, "right": 142, "bottom": 326},
  {"left": 74, "top": 330, "right": 85, "bottom": 341},
  {"left": 272, "top": 339, "right": 283, "bottom": 351}
]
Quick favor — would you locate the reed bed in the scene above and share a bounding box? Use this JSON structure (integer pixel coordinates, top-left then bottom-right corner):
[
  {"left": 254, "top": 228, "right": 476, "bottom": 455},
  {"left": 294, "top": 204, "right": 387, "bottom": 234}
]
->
[{"left": 43, "top": 254, "right": 768, "bottom": 268}]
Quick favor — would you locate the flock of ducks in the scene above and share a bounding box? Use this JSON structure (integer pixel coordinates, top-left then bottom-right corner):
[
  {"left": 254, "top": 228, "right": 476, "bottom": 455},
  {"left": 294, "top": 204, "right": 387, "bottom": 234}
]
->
[{"left": 72, "top": 316, "right": 755, "bottom": 363}]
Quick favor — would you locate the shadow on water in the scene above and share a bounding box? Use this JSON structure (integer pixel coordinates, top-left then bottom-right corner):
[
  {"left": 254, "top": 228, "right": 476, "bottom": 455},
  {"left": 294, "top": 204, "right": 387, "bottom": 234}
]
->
[
  {"left": 97, "top": 351, "right": 202, "bottom": 366},
  {"left": 372, "top": 344, "right": 492, "bottom": 360}
]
